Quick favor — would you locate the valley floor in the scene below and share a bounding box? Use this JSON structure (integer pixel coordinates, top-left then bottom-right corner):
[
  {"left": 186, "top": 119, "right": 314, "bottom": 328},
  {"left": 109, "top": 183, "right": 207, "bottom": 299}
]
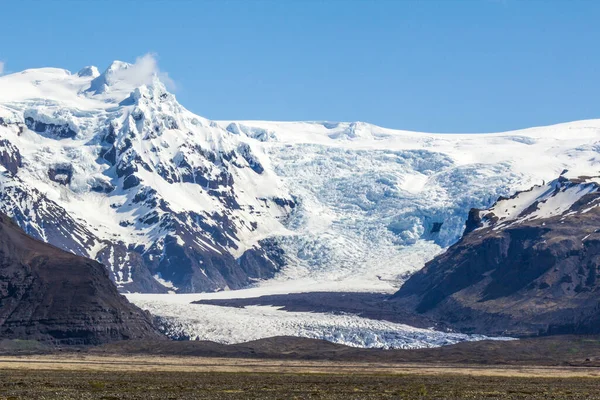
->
[
  {"left": 1, "top": 355, "right": 600, "bottom": 399},
  {"left": 1, "top": 335, "right": 600, "bottom": 398}
]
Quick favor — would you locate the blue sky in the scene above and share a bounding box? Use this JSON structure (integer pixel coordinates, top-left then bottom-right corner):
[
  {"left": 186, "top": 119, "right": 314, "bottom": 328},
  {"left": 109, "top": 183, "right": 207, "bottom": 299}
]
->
[{"left": 0, "top": 0, "right": 599, "bottom": 133}]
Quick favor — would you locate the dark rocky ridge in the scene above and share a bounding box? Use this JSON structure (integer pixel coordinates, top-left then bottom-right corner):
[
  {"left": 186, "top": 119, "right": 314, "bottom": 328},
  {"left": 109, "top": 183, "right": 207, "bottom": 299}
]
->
[
  {"left": 90, "top": 335, "right": 600, "bottom": 366},
  {"left": 24, "top": 117, "right": 77, "bottom": 139},
  {"left": 392, "top": 176, "right": 600, "bottom": 337},
  {"left": 0, "top": 139, "right": 21, "bottom": 175},
  {"left": 0, "top": 212, "right": 163, "bottom": 344},
  {"left": 193, "top": 292, "right": 433, "bottom": 328}
]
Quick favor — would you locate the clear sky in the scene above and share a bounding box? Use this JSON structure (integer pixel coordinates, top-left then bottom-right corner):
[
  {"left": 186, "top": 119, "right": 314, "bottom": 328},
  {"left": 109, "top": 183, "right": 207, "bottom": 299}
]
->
[{"left": 0, "top": 0, "right": 599, "bottom": 133}]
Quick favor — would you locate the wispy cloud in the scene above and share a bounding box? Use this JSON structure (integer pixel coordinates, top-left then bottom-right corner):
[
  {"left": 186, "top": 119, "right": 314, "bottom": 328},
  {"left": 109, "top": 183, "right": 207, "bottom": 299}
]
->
[
  {"left": 115, "top": 53, "right": 176, "bottom": 91},
  {"left": 0, "top": 61, "right": 5, "bottom": 75}
]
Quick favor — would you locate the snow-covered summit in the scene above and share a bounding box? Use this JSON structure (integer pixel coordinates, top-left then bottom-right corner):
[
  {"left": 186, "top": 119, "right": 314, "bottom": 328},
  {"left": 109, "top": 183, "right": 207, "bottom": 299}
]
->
[
  {"left": 77, "top": 65, "right": 100, "bottom": 78},
  {"left": 0, "top": 60, "right": 295, "bottom": 292},
  {"left": 0, "top": 57, "right": 169, "bottom": 108},
  {"left": 86, "top": 60, "right": 161, "bottom": 98}
]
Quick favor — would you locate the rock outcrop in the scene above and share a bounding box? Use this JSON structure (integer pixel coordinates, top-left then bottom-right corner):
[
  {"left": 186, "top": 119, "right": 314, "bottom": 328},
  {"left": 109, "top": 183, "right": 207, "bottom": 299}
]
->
[{"left": 0, "top": 212, "right": 163, "bottom": 344}]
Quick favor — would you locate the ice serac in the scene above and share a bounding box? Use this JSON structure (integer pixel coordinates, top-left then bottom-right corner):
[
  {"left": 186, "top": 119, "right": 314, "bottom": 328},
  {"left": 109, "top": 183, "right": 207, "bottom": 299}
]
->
[
  {"left": 392, "top": 175, "right": 600, "bottom": 336},
  {"left": 0, "top": 62, "right": 295, "bottom": 293},
  {"left": 0, "top": 211, "right": 162, "bottom": 344}
]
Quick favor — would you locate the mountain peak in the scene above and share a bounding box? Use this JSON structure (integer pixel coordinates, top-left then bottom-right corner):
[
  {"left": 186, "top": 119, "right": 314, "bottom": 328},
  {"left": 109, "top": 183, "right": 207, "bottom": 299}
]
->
[
  {"left": 85, "top": 59, "right": 171, "bottom": 100},
  {"left": 130, "top": 77, "right": 170, "bottom": 103},
  {"left": 105, "top": 60, "right": 133, "bottom": 72},
  {"left": 87, "top": 61, "right": 136, "bottom": 95},
  {"left": 77, "top": 65, "right": 100, "bottom": 78}
]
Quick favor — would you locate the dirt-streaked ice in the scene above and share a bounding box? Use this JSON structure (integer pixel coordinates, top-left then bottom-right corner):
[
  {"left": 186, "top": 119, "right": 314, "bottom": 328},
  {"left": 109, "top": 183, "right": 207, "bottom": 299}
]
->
[{"left": 127, "top": 293, "right": 513, "bottom": 349}]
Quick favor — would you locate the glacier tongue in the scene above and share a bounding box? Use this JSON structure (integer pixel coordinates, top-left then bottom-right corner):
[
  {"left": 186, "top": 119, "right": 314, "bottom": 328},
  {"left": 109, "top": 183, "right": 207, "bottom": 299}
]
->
[{"left": 127, "top": 293, "right": 513, "bottom": 349}]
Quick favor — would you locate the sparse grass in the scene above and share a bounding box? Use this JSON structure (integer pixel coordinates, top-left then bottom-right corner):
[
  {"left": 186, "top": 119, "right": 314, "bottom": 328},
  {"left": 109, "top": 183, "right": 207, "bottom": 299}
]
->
[
  {"left": 0, "top": 339, "right": 50, "bottom": 353},
  {"left": 2, "top": 335, "right": 600, "bottom": 399},
  {"left": 0, "top": 368, "right": 599, "bottom": 399},
  {"left": 88, "top": 381, "right": 106, "bottom": 391}
]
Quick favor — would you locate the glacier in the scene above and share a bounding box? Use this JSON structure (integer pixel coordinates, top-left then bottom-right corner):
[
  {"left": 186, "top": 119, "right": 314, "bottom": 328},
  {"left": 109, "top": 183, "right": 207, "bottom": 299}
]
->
[
  {"left": 2, "top": 59, "right": 600, "bottom": 347},
  {"left": 127, "top": 293, "right": 513, "bottom": 349},
  {"left": 216, "top": 119, "right": 600, "bottom": 292}
]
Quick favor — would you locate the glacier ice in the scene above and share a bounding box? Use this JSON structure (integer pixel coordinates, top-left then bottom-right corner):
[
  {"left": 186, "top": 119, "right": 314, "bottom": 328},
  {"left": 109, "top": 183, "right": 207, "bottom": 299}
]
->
[{"left": 128, "top": 293, "right": 513, "bottom": 349}]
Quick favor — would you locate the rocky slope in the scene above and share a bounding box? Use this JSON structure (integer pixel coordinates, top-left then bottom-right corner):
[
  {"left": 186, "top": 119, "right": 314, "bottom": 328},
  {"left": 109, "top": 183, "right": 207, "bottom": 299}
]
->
[
  {"left": 0, "top": 212, "right": 162, "bottom": 344},
  {"left": 392, "top": 174, "right": 600, "bottom": 336}
]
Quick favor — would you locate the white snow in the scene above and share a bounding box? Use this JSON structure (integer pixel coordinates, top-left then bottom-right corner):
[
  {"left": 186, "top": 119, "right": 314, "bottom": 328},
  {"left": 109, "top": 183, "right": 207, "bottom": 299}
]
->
[
  {"left": 481, "top": 177, "right": 600, "bottom": 231},
  {"left": 153, "top": 273, "right": 178, "bottom": 293},
  {"left": 486, "top": 184, "right": 551, "bottom": 222}
]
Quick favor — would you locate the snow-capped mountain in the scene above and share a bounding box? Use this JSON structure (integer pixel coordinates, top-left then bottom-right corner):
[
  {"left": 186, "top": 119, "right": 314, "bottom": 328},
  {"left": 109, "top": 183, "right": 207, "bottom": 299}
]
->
[
  {"left": 3, "top": 58, "right": 600, "bottom": 296},
  {"left": 0, "top": 62, "right": 295, "bottom": 293}
]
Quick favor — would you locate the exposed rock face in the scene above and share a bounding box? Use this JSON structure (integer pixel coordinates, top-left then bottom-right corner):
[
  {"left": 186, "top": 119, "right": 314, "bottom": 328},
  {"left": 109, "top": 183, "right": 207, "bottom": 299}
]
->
[
  {"left": 48, "top": 163, "right": 73, "bottom": 185},
  {"left": 24, "top": 116, "right": 77, "bottom": 139},
  {"left": 0, "top": 212, "right": 163, "bottom": 344},
  {"left": 0, "top": 140, "right": 21, "bottom": 175},
  {"left": 392, "top": 176, "right": 600, "bottom": 337}
]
